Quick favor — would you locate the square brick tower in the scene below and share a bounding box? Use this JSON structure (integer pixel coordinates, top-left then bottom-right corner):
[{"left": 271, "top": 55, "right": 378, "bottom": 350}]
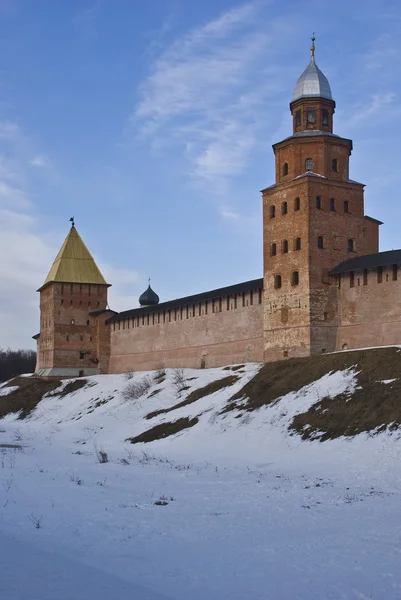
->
[
  {"left": 34, "top": 221, "right": 114, "bottom": 377},
  {"left": 262, "top": 38, "right": 381, "bottom": 362}
]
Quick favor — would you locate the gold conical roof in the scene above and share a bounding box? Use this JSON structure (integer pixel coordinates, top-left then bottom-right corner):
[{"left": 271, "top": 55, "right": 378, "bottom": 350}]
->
[{"left": 39, "top": 226, "right": 109, "bottom": 290}]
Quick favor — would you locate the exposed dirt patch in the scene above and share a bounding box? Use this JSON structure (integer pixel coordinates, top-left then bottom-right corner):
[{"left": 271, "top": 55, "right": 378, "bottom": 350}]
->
[
  {"left": 55, "top": 379, "right": 88, "bottom": 398},
  {"left": 0, "top": 443, "right": 22, "bottom": 449},
  {"left": 222, "top": 347, "right": 401, "bottom": 440},
  {"left": 148, "top": 389, "right": 161, "bottom": 398},
  {"left": 0, "top": 377, "right": 61, "bottom": 419},
  {"left": 127, "top": 417, "right": 199, "bottom": 444},
  {"left": 223, "top": 348, "right": 401, "bottom": 413},
  {"left": 146, "top": 375, "right": 239, "bottom": 420},
  {"left": 223, "top": 364, "right": 245, "bottom": 371}
]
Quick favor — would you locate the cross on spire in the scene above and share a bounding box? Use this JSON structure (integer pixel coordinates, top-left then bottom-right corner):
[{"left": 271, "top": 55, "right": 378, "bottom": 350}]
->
[{"left": 69, "top": 216, "right": 75, "bottom": 228}]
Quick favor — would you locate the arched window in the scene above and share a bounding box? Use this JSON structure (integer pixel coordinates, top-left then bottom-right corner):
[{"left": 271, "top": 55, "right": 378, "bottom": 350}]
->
[
  {"left": 281, "top": 201, "right": 288, "bottom": 215},
  {"left": 305, "top": 158, "right": 313, "bottom": 171},
  {"left": 322, "top": 109, "right": 329, "bottom": 126},
  {"left": 274, "top": 275, "right": 282, "bottom": 289},
  {"left": 283, "top": 162, "right": 289, "bottom": 176},
  {"left": 292, "top": 271, "right": 299, "bottom": 286},
  {"left": 332, "top": 159, "right": 338, "bottom": 172},
  {"left": 348, "top": 238, "right": 354, "bottom": 252},
  {"left": 295, "top": 237, "right": 301, "bottom": 251},
  {"left": 282, "top": 240, "right": 289, "bottom": 253},
  {"left": 271, "top": 242, "right": 277, "bottom": 256},
  {"left": 270, "top": 205, "right": 276, "bottom": 218},
  {"left": 317, "top": 236, "right": 324, "bottom": 249},
  {"left": 294, "top": 197, "right": 300, "bottom": 211}
]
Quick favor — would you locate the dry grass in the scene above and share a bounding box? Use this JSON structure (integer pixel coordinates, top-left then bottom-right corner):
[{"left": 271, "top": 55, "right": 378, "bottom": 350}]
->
[
  {"left": 0, "top": 377, "right": 62, "bottom": 419},
  {"left": 223, "top": 347, "right": 401, "bottom": 440},
  {"left": 127, "top": 417, "right": 199, "bottom": 444},
  {"left": 146, "top": 375, "right": 239, "bottom": 420}
]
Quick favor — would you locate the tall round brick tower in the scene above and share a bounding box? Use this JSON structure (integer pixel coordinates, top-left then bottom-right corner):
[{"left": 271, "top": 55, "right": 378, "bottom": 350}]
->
[
  {"left": 262, "top": 37, "right": 380, "bottom": 362},
  {"left": 34, "top": 221, "right": 115, "bottom": 378}
]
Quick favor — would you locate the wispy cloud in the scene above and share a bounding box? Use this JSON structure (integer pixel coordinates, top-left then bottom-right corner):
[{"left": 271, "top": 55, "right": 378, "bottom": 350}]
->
[
  {"left": 133, "top": 2, "right": 291, "bottom": 194},
  {"left": 30, "top": 154, "right": 51, "bottom": 168}
]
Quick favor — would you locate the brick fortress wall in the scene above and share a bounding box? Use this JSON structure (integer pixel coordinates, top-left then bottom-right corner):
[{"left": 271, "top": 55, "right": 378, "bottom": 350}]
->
[{"left": 108, "top": 286, "right": 263, "bottom": 373}]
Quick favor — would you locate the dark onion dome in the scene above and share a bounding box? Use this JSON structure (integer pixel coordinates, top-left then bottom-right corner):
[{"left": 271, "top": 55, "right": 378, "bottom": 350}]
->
[{"left": 139, "top": 284, "right": 160, "bottom": 307}]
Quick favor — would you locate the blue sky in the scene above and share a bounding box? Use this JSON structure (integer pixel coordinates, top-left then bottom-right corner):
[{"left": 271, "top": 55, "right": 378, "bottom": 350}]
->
[{"left": 1, "top": 0, "right": 401, "bottom": 348}]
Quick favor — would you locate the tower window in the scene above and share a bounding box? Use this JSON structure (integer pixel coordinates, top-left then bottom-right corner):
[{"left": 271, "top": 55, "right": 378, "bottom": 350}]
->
[
  {"left": 348, "top": 238, "right": 354, "bottom": 252},
  {"left": 307, "top": 109, "right": 316, "bottom": 124},
  {"left": 344, "top": 200, "right": 349, "bottom": 213},
  {"left": 317, "top": 236, "right": 324, "bottom": 249},
  {"left": 79, "top": 351, "right": 85, "bottom": 360},
  {"left": 378, "top": 267, "right": 383, "bottom": 283},
  {"left": 282, "top": 240, "right": 289, "bottom": 254},
  {"left": 270, "top": 205, "right": 276, "bottom": 219},
  {"left": 283, "top": 162, "right": 289, "bottom": 176},
  {"left": 363, "top": 269, "right": 368, "bottom": 285},
  {"left": 350, "top": 271, "right": 355, "bottom": 288},
  {"left": 393, "top": 264, "right": 398, "bottom": 281},
  {"left": 295, "top": 110, "right": 301, "bottom": 126},
  {"left": 281, "top": 201, "right": 288, "bottom": 215},
  {"left": 292, "top": 271, "right": 299, "bottom": 286},
  {"left": 294, "top": 197, "right": 300, "bottom": 211},
  {"left": 271, "top": 243, "right": 277, "bottom": 256},
  {"left": 274, "top": 275, "right": 282, "bottom": 289},
  {"left": 295, "top": 237, "right": 301, "bottom": 251},
  {"left": 330, "top": 198, "right": 335, "bottom": 211},
  {"left": 87, "top": 319, "right": 90, "bottom": 325},
  {"left": 305, "top": 158, "right": 313, "bottom": 171},
  {"left": 332, "top": 159, "right": 338, "bottom": 172},
  {"left": 316, "top": 195, "right": 321, "bottom": 209},
  {"left": 322, "top": 109, "right": 329, "bottom": 125}
]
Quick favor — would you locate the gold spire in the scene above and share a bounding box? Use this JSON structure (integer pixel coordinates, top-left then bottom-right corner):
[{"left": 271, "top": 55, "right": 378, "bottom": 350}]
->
[
  {"left": 310, "top": 33, "right": 316, "bottom": 59},
  {"left": 39, "top": 225, "right": 109, "bottom": 290}
]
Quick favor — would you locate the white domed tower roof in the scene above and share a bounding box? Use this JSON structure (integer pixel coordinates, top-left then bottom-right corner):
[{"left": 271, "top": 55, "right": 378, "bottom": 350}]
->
[{"left": 292, "top": 36, "right": 333, "bottom": 103}]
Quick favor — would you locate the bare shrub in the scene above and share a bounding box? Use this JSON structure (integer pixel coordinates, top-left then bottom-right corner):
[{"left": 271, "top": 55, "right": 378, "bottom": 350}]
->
[
  {"left": 122, "top": 376, "right": 152, "bottom": 400},
  {"left": 94, "top": 444, "right": 109, "bottom": 464},
  {"left": 69, "top": 473, "right": 84, "bottom": 485},
  {"left": 29, "top": 514, "right": 42, "bottom": 529},
  {"left": 154, "top": 494, "right": 169, "bottom": 506},
  {"left": 154, "top": 364, "right": 166, "bottom": 384},
  {"left": 3, "top": 476, "right": 13, "bottom": 493},
  {"left": 172, "top": 368, "right": 186, "bottom": 393},
  {"left": 124, "top": 371, "right": 134, "bottom": 380}
]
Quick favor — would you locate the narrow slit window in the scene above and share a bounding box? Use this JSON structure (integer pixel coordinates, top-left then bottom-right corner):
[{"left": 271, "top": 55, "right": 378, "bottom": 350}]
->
[
  {"left": 332, "top": 159, "right": 338, "bottom": 172},
  {"left": 344, "top": 200, "right": 349, "bottom": 213},
  {"left": 363, "top": 269, "right": 368, "bottom": 285},
  {"left": 271, "top": 242, "right": 277, "bottom": 256},
  {"left": 330, "top": 198, "right": 335, "bottom": 211},
  {"left": 292, "top": 271, "right": 299, "bottom": 286},
  {"left": 317, "top": 236, "right": 324, "bottom": 249},
  {"left": 270, "top": 205, "right": 276, "bottom": 218},
  {"left": 283, "top": 162, "right": 289, "bottom": 176},
  {"left": 322, "top": 109, "right": 329, "bottom": 125},
  {"left": 295, "top": 110, "right": 301, "bottom": 126},
  {"left": 294, "top": 197, "right": 300, "bottom": 211},
  {"left": 274, "top": 275, "right": 282, "bottom": 289},
  {"left": 350, "top": 271, "right": 355, "bottom": 288},
  {"left": 393, "top": 264, "right": 398, "bottom": 281},
  {"left": 295, "top": 237, "right": 301, "bottom": 251},
  {"left": 348, "top": 238, "right": 354, "bottom": 252},
  {"left": 316, "top": 195, "right": 321, "bottom": 209},
  {"left": 282, "top": 239, "right": 289, "bottom": 254}
]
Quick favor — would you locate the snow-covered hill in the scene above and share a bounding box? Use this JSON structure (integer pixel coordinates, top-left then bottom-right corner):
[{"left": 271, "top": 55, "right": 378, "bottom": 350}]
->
[{"left": 1, "top": 350, "right": 401, "bottom": 599}]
